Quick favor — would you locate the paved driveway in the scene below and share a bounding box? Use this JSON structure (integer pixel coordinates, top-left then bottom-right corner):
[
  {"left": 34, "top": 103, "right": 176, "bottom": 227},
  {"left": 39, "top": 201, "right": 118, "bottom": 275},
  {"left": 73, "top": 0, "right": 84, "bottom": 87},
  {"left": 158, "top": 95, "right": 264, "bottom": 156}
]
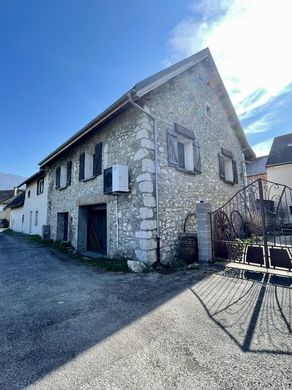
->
[{"left": 0, "top": 233, "right": 291, "bottom": 390}]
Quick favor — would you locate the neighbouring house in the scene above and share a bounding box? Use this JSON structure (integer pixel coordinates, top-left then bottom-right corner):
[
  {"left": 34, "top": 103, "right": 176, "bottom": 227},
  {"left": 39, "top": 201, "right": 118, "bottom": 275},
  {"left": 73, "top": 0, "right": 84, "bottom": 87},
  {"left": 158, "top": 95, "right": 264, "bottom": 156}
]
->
[
  {"left": 38, "top": 48, "right": 254, "bottom": 265},
  {"left": 0, "top": 189, "right": 20, "bottom": 224},
  {"left": 4, "top": 191, "right": 25, "bottom": 231},
  {"left": 266, "top": 133, "right": 292, "bottom": 188},
  {"left": 246, "top": 155, "right": 268, "bottom": 183},
  {"left": 6, "top": 171, "right": 49, "bottom": 236}
]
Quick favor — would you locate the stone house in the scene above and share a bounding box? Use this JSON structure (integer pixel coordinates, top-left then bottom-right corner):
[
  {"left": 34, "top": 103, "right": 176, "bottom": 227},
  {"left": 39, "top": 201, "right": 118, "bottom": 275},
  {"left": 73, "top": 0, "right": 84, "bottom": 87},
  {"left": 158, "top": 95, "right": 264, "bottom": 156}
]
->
[{"left": 39, "top": 48, "right": 254, "bottom": 265}]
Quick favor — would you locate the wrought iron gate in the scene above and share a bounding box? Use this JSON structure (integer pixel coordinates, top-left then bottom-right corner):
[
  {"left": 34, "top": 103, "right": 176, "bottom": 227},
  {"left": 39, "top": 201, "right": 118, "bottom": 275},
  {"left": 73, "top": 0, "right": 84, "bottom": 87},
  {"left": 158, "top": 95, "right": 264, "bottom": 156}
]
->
[{"left": 210, "top": 179, "right": 292, "bottom": 271}]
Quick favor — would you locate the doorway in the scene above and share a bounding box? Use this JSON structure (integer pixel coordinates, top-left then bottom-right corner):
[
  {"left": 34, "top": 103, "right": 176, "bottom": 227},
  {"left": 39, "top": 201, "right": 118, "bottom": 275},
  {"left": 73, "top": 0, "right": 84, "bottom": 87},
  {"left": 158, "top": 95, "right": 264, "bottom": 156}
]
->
[
  {"left": 87, "top": 204, "right": 107, "bottom": 254},
  {"left": 56, "top": 212, "right": 69, "bottom": 241}
]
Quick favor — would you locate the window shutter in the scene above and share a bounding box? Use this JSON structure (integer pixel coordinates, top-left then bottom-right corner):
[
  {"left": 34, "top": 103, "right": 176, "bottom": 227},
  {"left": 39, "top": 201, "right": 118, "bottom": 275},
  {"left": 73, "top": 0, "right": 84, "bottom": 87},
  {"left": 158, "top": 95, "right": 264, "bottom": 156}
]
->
[
  {"left": 193, "top": 141, "right": 202, "bottom": 173},
  {"left": 56, "top": 167, "right": 61, "bottom": 188},
  {"left": 93, "top": 142, "right": 102, "bottom": 176},
  {"left": 79, "top": 153, "right": 85, "bottom": 180},
  {"left": 232, "top": 159, "right": 238, "bottom": 183},
  {"left": 67, "top": 161, "right": 72, "bottom": 186},
  {"left": 218, "top": 154, "right": 225, "bottom": 179},
  {"left": 167, "top": 132, "right": 178, "bottom": 165}
]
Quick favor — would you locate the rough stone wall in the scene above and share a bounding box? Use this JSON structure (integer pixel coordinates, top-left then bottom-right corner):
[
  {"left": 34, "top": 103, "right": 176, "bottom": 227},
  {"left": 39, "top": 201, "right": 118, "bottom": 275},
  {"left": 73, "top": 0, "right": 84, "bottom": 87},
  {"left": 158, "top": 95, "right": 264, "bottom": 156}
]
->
[
  {"left": 141, "top": 59, "right": 247, "bottom": 264},
  {"left": 47, "top": 107, "right": 157, "bottom": 264}
]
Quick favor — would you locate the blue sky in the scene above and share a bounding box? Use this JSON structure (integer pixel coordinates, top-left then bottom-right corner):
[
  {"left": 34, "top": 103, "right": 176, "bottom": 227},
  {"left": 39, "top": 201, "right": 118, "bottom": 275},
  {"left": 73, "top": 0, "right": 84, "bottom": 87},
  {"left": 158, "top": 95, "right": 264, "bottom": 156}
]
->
[{"left": 1, "top": 0, "right": 291, "bottom": 177}]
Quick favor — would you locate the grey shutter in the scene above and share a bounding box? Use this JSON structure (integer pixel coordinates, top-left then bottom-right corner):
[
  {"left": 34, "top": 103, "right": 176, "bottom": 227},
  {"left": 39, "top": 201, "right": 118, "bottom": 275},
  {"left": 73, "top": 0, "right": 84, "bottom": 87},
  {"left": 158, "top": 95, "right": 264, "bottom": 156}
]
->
[
  {"left": 193, "top": 141, "right": 201, "bottom": 173},
  {"left": 167, "top": 132, "right": 178, "bottom": 165},
  {"left": 218, "top": 154, "right": 225, "bottom": 179},
  {"left": 93, "top": 142, "right": 102, "bottom": 176},
  {"left": 55, "top": 167, "right": 61, "bottom": 188},
  {"left": 79, "top": 153, "right": 85, "bottom": 180},
  {"left": 232, "top": 159, "right": 238, "bottom": 183},
  {"left": 66, "top": 161, "right": 72, "bottom": 186}
]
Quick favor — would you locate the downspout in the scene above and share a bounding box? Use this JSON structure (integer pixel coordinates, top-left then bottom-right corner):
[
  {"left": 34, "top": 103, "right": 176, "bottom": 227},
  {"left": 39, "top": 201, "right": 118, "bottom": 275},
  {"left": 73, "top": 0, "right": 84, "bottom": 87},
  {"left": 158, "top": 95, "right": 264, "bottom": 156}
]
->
[{"left": 127, "top": 92, "right": 161, "bottom": 266}]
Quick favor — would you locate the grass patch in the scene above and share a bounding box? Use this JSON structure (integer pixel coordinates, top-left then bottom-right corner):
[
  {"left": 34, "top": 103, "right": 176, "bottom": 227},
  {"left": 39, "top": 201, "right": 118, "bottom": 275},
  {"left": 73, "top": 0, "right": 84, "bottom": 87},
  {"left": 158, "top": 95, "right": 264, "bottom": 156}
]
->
[
  {"left": 77, "top": 257, "right": 129, "bottom": 272},
  {"left": 1, "top": 229, "right": 129, "bottom": 272}
]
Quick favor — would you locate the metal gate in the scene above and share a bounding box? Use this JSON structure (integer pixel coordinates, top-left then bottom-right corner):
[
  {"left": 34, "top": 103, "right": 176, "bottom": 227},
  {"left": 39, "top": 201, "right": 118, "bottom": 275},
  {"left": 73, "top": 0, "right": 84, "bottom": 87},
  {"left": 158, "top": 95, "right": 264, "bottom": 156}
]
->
[{"left": 210, "top": 179, "right": 292, "bottom": 271}]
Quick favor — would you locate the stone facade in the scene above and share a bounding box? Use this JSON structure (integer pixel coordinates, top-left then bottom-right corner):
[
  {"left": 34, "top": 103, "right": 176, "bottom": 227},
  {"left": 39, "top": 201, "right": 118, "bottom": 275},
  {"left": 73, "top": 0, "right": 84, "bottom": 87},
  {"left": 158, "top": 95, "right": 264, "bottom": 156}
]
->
[
  {"left": 47, "top": 107, "right": 158, "bottom": 264},
  {"left": 139, "top": 59, "right": 246, "bottom": 263},
  {"left": 46, "top": 57, "right": 248, "bottom": 265}
]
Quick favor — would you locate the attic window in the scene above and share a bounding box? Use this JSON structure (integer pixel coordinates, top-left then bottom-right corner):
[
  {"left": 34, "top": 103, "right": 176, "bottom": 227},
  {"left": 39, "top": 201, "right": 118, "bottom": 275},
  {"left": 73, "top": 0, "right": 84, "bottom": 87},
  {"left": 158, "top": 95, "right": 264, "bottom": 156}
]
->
[{"left": 205, "top": 103, "right": 212, "bottom": 118}]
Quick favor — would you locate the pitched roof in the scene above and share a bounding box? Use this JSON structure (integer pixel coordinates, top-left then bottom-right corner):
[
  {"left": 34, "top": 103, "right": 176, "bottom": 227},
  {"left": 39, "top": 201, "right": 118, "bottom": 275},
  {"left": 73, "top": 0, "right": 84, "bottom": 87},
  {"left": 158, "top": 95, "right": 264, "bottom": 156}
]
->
[
  {"left": 246, "top": 155, "right": 268, "bottom": 176},
  {"left": 39, "top": 48, "right": 255, "bottom": 167},
  {"left": 0, "top": 190, "right": 14, "bottom": 203},
  {"left": 4, "top": 191, "right": 25, "bottom": 210},
  {"left": 18, "top": 170, "right": 45, "bottom": 188},
  {"left": 266, "top": 133, "right": 292, "bottom": 167}
]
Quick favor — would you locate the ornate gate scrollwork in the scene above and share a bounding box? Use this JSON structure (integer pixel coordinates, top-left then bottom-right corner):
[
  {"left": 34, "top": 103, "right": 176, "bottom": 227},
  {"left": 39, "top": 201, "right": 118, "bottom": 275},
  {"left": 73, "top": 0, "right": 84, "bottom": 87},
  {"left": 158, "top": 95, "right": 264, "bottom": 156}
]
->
[{"left": 210, "top": 178, "right": 292, "bottom": 271}]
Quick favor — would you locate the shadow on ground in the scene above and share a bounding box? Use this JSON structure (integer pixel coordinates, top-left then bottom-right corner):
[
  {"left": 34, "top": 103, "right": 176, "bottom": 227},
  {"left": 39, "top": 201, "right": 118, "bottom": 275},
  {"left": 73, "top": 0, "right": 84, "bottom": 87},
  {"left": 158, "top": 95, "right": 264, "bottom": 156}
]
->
[
  {"left": 191, "top": 268, "right": 291, "bottom": 355},
  {"left": 0, "top": 232, "right": 291, "bottom": 389}
]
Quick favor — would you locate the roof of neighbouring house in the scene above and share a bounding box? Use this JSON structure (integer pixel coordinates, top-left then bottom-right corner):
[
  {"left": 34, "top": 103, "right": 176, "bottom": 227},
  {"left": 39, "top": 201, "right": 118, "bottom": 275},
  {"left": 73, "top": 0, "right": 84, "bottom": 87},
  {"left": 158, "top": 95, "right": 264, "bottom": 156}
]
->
[
  {"left": 266, "top": 133, "right": 292, "bottom": 167},
  {"left": 18, "top": 170, "right": 45, "bottom": 188},
  {"left": 0, "top": 190, "right": 14, "bottom": 204},
  {"left": 39, "top": 48, "right": 255, "bottom": 167},
  {"left": 4, "top": 191, "right": 25, "bottom": 210},
  {"left": 246, "top": 155, "right": 268, "bottom": 177}
]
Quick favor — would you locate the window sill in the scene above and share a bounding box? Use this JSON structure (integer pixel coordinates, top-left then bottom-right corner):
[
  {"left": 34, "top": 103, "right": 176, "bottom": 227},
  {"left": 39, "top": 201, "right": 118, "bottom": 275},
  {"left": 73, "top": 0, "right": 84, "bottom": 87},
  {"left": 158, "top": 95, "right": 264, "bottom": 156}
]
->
[
  {"left": 80, "top": 175, "right": 97, "bottom": 183},
  {"left": 56, "top": 185, "right": 68, "bottom": 191},
  {"left": 176, "top": 167, "right": 201, "bottom": 175},
  {"left": 222, "top": 179, "right": 236, "bottom": 185}
]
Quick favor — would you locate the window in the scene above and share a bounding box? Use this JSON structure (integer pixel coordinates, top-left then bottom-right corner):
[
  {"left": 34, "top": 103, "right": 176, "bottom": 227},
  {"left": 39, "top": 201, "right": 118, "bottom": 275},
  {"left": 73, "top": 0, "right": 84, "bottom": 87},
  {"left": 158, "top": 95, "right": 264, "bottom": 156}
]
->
[
  {"left": 37, "top": 178, "right": 44, "bottom": 195},
  {"left": 167, "top": 123, "right": 201, "bottom": 173},
  {"left": 289, "top": 206, "right": 292, "bottom": 215},
  {"left": 22, "top": 215, "right": 24, "bottom": 224},
  {"left": 218, "top": 148, "right": 238, "bottom": 184},
  {"left": 56, "top": 161, "right": 72, "bottom": 189},
  {"left": 27, "top": 190, "right": 31, "bottom": 198},
  {"left": 205, "top": 102, "right": 212, "bottom": 118},
  {"left": 35, "top": 211, "right": 38, "bottom": 226},
  {"left": 79, "top": 143, "right": 102, "bottom": 181}
]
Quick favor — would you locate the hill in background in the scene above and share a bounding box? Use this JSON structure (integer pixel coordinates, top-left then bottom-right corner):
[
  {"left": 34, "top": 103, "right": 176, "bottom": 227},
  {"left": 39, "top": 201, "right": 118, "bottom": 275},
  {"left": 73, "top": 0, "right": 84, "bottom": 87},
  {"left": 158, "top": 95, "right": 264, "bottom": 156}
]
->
[{"left": 0, "top": 172, "right": 26, "bottom": 190}]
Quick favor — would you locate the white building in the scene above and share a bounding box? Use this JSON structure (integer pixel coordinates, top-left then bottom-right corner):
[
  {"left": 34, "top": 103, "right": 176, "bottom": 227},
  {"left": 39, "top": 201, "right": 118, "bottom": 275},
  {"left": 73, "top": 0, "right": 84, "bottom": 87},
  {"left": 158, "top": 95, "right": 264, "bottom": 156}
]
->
[{"left": 7, "top": 171, "right": 49, "bottom": 237}]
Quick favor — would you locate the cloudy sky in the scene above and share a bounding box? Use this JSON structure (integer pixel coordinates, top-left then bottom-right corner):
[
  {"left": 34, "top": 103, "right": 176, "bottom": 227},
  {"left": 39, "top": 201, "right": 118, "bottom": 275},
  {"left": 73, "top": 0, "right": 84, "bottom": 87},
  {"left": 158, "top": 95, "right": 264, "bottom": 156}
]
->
[
  {"left": 165, "top": 0, "right": 292, "bottom": 157},
  {"left": 0, "top": 0, "right": 291, "bottom": 176}
]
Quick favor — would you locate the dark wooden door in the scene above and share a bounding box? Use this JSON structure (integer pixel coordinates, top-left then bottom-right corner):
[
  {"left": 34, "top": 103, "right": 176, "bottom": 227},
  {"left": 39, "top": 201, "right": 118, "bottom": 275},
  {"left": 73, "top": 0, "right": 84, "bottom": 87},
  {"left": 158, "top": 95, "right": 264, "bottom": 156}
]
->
[{"left": 87, "top": 206, "right": 107, "bottom": 254}]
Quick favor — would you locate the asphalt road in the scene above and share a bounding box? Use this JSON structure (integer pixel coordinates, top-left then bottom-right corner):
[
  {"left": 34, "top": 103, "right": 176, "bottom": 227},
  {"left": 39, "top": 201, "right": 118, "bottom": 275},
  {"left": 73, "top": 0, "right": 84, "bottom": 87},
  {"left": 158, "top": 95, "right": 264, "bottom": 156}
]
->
[{"left": 0, "top": 232, "right": 291, "bottom": 390}]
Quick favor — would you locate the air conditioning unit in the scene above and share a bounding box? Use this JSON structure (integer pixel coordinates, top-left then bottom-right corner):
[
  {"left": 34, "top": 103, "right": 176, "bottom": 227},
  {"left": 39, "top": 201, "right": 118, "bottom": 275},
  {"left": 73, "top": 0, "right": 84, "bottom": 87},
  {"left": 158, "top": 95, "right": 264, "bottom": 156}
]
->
[{"left": 104, "top": 164, "right": 129, "bottom": 194}]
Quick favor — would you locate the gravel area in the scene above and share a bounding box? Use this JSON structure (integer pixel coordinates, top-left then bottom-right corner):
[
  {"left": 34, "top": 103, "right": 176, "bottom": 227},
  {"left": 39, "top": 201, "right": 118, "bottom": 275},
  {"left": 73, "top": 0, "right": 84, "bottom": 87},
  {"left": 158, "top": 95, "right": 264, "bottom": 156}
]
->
[{"left": 0, "top": 232, "right": 291, "bottom": 390}]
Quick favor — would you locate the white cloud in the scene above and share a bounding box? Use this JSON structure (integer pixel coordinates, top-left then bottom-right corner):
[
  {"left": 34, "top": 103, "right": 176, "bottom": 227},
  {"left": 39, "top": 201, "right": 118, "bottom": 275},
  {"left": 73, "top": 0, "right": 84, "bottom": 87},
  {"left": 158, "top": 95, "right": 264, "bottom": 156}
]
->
[
  {"left": 252, "top": 138, "right": 273, "bottom": 157},
  {"left": 244, "top": 112, "right": 277, "bottom": 135},
  {"left": 166, "top": 0, "right": 292, "bottom": 118}
]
